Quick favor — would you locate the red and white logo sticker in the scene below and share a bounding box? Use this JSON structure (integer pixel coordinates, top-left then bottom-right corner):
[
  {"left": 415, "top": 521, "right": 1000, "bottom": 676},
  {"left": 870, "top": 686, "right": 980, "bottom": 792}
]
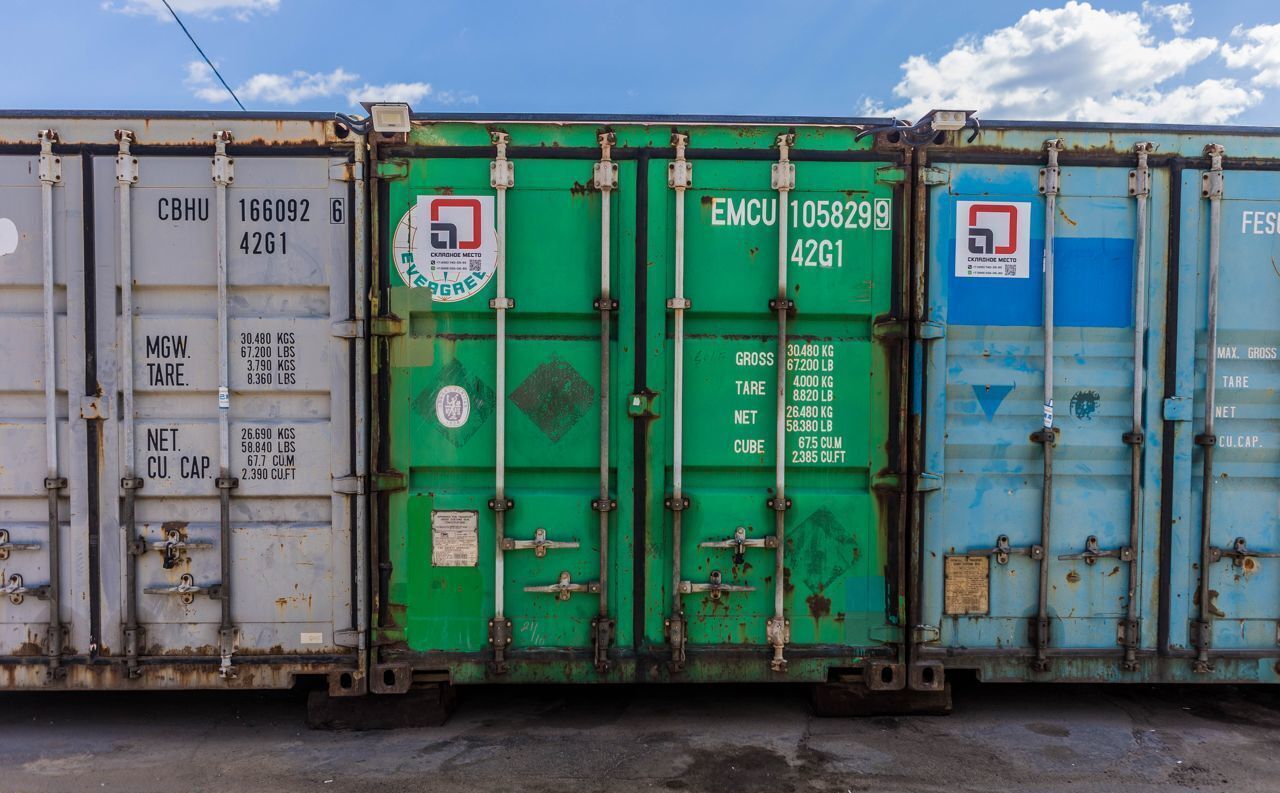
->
[
  {"left": 955, "top": 200, "right": 1031, "bottom": 278},
  {"left": 392, "top": 196, "right": 498, "bottom": 301}
]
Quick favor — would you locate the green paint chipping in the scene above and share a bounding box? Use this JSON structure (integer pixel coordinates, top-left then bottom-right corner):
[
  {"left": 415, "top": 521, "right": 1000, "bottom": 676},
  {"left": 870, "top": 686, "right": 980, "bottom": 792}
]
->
[{"left": 375, "top": 120, "right": 902, "bottom": 683}]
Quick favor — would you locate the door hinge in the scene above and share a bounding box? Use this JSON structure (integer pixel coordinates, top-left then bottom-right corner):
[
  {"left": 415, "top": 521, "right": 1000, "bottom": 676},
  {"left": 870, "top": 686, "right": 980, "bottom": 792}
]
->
[
  {"left": 872, "top": 318, "right": 909, "bottom": 340},
  {"left": 920, "top": 167, "right": 950, "bottom": 185},
  {"left": 873, "top": 318, "right": 946, "bottom": 341},
  {"left": 329, "top": 161, "right": 364, "bottom": 182},
  {"left": 332, "top": 476, "right": 365, "bottom": 495},
  {"left": 870, "top": 624, "right": 905, "bottom": 644},
  {"left": 333, "top": 629, "right": 362, "bottom": 648},
  {"left": 879, "top": 165, "right": 948, "bottom": 185},
  {"left": 375, "top": 160, "right": 408, "bottom": 180},
  {"left": 331, "top": 319, "right": 365, "bottom": 339},
  {"left": 917, "top": 321, "right": 945, "bottom": 339},
  {"left": 912, "top": 624, "right": 941, "bottom": 644},
  {"left": 370, "top": 315, "right": 405, "bottom": 337},
  {"left": 916, "top": 472, "right": 942, "bottom": 492},
  {"left": 372, "top": 471, "right": 406, "bottom": 492},
  {"left": 871, "top": 471, "right": 942, "bottom": 493},
  {"left": 872, "top": 472, "right": 904, "bottom": 492},
  {"left": 875, "top": 166, "right": 906, "bottom": 185},
  {"left": 1163, "top": 396, "right": 1192, "bottom": 422}
]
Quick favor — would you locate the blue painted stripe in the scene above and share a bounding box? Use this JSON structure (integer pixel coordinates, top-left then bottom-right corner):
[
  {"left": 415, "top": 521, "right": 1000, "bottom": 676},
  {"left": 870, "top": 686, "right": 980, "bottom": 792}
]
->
[{"left": 947, "top": 237, "right": 1134, "bottom": 327}]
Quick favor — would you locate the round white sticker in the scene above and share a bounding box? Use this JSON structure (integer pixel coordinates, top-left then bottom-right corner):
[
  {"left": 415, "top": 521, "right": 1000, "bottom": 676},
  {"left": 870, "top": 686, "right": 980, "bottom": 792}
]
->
[
  {"left": 0, "top": 218, "right": 18, "bottom": 258},
  {"left": 392, "top": 195, "right": 498, "bottom": 302},
  {"left": 435, "top": 385, "right": 471, "bottom": 429}
]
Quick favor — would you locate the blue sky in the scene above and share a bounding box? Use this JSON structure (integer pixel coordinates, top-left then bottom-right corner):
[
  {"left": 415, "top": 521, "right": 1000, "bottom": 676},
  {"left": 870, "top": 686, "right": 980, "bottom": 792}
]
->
[{"left": 2, "top": 1, "right": 1278, "bottom": 124}]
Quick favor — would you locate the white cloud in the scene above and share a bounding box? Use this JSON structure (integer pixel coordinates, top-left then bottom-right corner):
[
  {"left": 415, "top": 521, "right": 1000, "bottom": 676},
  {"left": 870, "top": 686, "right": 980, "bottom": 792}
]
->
[
  {"left": 433, "top": 90, "right": 481, "bottom": 106},
  {"left": 104, "top": 0, "right": 279, "bottom": 21},
  {"left": 184, "top": 62, "right": 232, "bottom": 103},
  {"left": 186, "top": 61, "right": 477, "bottom": 108},
  {"left": 1222, "top": 23, "right": 1280, "bottom": 88},
  {"left": 864, "top": 1, "right": 1261, "bottom": 123},
  {"left": 346, "top": 82, "right": 434, "bottom": 106},
  {"left": 186, "top": 61, "right": 355, "bottom": 104},
  {"left": 238, "top": 68, "right": 357, "bottom": 104},
  {"left": 1076, "top": 78, "right": 1262, "bottom": 124},
  {"left": 1141, "top": 2, "right": 1193, "bottom": 35}
]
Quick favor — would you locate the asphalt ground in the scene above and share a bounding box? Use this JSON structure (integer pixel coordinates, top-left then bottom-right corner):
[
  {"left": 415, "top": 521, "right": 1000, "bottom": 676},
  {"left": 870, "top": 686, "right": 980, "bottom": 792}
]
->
[{"left": 3, "top": 679, "right": 1280, "bottom": 792}]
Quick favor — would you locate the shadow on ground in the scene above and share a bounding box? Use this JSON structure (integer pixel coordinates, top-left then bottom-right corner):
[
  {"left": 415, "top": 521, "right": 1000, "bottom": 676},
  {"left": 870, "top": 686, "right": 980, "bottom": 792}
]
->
[{"left": 3, "top": 679, "right": 1280, "bottom": 793}]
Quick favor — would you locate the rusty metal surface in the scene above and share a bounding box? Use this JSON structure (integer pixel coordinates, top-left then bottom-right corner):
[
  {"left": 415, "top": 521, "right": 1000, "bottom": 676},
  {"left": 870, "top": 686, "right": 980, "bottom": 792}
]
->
[{"left": 0, "top": 115, "right": 342, "bottom": 147}]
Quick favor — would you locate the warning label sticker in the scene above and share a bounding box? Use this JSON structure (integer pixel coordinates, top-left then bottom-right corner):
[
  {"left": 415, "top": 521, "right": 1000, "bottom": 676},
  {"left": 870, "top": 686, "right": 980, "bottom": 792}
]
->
[
  {"left": 393, "top": 196, "right": 498, "bottom": 302},
  {"left": 955, "top": 200, "right": 1031, "bottom": 278},
  {"left": 944, "top": 555, "right": 990, "bottom": 615},
  {"left": 431, "top": 510, "right": 479, "bottom": 567}
]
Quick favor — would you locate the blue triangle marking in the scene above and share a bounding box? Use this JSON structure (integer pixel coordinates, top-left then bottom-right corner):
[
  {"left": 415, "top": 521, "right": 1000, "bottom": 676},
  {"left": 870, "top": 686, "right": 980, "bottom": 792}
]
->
[{"left": 973, "top": 384, "right": 1014, "bottom": 421}]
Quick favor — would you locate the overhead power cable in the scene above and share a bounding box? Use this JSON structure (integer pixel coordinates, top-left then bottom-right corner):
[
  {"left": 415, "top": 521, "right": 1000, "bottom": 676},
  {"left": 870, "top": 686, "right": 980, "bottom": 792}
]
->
[{"left": 160, "top": 0, "right": 246, "bottom": 111}]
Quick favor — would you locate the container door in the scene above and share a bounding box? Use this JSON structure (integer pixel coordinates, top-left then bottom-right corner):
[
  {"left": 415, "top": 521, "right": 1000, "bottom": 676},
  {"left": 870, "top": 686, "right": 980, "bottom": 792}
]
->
[
  {"left": 644, "top": 137, "right": 902, "bottom": 682},
  {"left": 97, "top": 146, "right": 358, "bottom": 678},
  {"left": 918, "top": 153, "right": 1166, "bottom": 677},
  {"left": 1174, "top": 159, "right": 1280, "bottom": 675},
  {"left": 382, "top": 143, "right": 636, "bottom": 682},
  {"left": 0, "top": 143, "right": 90, "bottom": 680}
]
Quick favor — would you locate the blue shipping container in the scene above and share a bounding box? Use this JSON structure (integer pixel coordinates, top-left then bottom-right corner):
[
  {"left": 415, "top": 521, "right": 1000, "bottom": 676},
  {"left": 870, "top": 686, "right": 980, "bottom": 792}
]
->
[{"left": 912, "top": 123, "right": 1280, "bottom": 685}]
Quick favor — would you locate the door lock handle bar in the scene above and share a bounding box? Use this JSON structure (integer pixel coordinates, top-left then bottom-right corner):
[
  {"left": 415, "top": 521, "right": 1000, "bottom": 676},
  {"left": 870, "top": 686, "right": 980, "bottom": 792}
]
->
[
  {"left": 700, "top": 527, "right": 779, "bottom": 563},
  {"left": 679, "top": 570, "right": 755, "bottom": 601},
  {"left": 1057, "top": 535, "right": 1134, "bottom": 565},
  {"left": 143, "top": 573, "right": 223, "bottom": 605},
  {"left": 524, "top": 571, "right": 601, "bottom": 602},
  {"left": 981, "top": 534, "right": 1044, "bottom": 565},
  {"left": 501, "top": 528, "right": 581, "bottom": 558},
  {"left": 4, "top": 573, "right": 51, "bottom": 604},
  {"left": 0, "top": 530, "right": 42, "bottom": 561},
  {"left": 1208, "top": 537, "right": 1280, "bottom": 567}
]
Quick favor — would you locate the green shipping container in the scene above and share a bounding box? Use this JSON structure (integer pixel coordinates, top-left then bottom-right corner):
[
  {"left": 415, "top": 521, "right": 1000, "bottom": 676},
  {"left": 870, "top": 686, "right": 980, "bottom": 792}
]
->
[{"left": 371, "top": 117, "right": 907, "bottom": 688}]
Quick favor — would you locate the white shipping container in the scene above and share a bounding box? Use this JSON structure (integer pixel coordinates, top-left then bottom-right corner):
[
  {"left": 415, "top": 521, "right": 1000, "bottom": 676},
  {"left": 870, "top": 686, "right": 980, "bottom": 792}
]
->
[{"left": 0, "top": 113, "right": 368, "bottom": 693}]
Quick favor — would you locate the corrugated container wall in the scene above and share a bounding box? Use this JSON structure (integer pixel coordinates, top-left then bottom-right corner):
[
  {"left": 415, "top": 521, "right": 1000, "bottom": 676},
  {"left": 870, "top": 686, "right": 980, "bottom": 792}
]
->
[
  {"left": 911, "top": 123, "right": 1280, "bottom": 685},
  {"left": 0, "top": 114, "right": 367, "bottom": 693}
]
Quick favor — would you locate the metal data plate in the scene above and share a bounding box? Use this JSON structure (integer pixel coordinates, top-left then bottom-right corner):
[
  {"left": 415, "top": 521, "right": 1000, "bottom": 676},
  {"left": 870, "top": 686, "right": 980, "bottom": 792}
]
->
[{"left": 944, "top": 556, "right": 990, "bottom": 616}]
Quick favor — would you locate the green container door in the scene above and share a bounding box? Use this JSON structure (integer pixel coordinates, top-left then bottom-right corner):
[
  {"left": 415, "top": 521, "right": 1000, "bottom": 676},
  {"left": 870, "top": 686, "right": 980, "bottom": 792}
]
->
[
  {"left": 380, "top": 139, "right": 637, "bottom": 682},
  {"left": 375, "top": 122, "right": 904, "bottom": 685},
  {"left": 642, "top": 139, "right": 902, "bottom": 681}
]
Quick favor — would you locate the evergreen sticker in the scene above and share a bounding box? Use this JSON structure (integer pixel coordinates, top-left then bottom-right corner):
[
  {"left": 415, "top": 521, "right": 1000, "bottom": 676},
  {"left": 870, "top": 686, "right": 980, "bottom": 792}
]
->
[{"left": 392, "top": 195, "right": 498, "bottom": 301}]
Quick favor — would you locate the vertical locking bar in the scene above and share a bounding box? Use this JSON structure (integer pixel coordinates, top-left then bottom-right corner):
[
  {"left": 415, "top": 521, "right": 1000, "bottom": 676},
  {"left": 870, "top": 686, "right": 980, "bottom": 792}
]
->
[
  {"left": 38, "top": 129, "right": 65, "bottom": 678},
  {"left": 1121, "top": 142, "right": 1153, "bottom": 671},
  {"left": 767, "top": 133, "right": 796, "bottom": 673},
  {"left": 1031, "top": 138, "right": 1064, "bottom": 672},
  {"left": 665, "top": 133, "right": 691, "bottom": 670},
  {"left": 212, "top": 131, "right": 238, "bottom": 678},
  {"left": 1194, "top": 143, "right": 1225, "bottom": 673},
  {"left": 349, "top": 133, "right": 370, "bottom": 687},
  {"left": 488, "top": 132, "right": 514, "bottom": 672},
  {"left": 592, "top": 132, "right": 618, "bottom": 672},
  {"left": 115, "top": 130, "right": 144, "bottom": 677}
]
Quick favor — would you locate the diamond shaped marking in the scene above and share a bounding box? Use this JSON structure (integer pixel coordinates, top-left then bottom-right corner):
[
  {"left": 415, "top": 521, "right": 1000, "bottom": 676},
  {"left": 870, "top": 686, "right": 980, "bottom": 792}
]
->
[
  {"left": 414, "top": 358, "right": 495, "bottom": 448},
  {"left": 509, "top": 355, "right": 596, "bottom": 442}
]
